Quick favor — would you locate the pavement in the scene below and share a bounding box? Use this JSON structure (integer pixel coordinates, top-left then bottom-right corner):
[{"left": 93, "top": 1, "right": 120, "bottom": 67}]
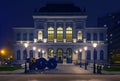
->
[{"left": 0, "top": 64, "right": 120, "bottom": 75}]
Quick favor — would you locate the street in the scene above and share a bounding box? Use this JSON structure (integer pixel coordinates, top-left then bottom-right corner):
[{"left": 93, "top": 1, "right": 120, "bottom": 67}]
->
[{"left": 0, "top": 74, "right": 120, "bottom": 81}]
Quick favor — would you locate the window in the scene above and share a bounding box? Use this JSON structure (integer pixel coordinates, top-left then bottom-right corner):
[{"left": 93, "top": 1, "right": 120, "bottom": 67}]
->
[
  {"left": 29, "top": 50, "right": 33, "bottom": 58},
  {"left": 23, "top": 33, "right": 27, "bottom": 41},
  {"left": 38, "top": 31, "right": 42, "bottom": 40},
  {"left": 86, "top": 33, "right": 91, "bottom": 41},
  {"left": 93, "top": 33, "right": 97, "bottom": 41},
  {"left": 66, "top": 27, "right": 72, "bottom": 41},
  {"left": 48, "top": 48, "right": 54, "bottom": 58},
  {"left": 29, "top": 33, "right": 33, "bottom": 41},
  {"left": 57, "top": 27, "right": 63, "bottom": 41},
  {"left": 23, "top": 50, "right": 27, "bottom": 60},
  {"left": 99, "top": 33, "right": 104, "bottom": 41},
  {"left": 17, "top": 50, "right": 21, "bottom": 60},
  {"left": 94, "top": 50, "right": 97, "bottom": 60},
  {"left": 100, "top": 50, "right": 104, "bottom": 60},
  {"left": 16, "top": 33, "right": 21, "bottom": 41},
  {"left": 87, "top": 50, "right": 91, "bottom": 60},
  {"left": 78, "top": 31, "right": 82, "bottom": 40},
  {"left": 48, "top": 27, "right": 54, "bottom": 41}
]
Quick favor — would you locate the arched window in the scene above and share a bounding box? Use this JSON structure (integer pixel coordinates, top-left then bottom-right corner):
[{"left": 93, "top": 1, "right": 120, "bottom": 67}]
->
[
  {"left": 66, "top": 27, "right": 72, "bottom": 41},
  {"left": 87, "top": 50, "right": 91, "bottom": 60},
  {"left": 78, "top": 31, "right": 82, "bottom": 40},
  {"left": 17, "top": 50, "right": 21, "bottom": 60},
  {"left": 38, "top": 31, "right": 42, "bottom": 40},
  {"left": 94, "top": 50, "right": 97, "bottom": 60},
  {"left": 48, "top": 48, "right": 54, "bottom": 58},
  {"left": 57, "top": 27, "right": 63, "bottom": 41},
  {"left": 48, "top": 27, "right": 54, "bottom": 41},
  {"left": 29, "top": 50, "right": 34, "bottom": 58},
  {"left": 100, "top": 50, "right": 104, "bottom": 60},
  {"left": 66, "top": 48, "right": 72, "bottom": 63},
  {"left": 23, "top": 50, "right": 27, "bottom": 60}
]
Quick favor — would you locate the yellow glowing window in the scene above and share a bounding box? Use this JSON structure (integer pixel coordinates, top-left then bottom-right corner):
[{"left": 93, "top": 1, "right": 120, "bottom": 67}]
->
[
  {"left": 57, "top": 27, "right": 63, "bottom": 41},
  {"left": 78, "top": 31, "right": 82, "bottom": 40},
  {"left": 38, "top": 31, "right": 42, "bottom": 40},
  {"left": 48, "top": 27, "right": 54, "bottom": 41},
  {"left": 66, "top": 27, "right": 72, "bottom": 41},
  {"left": 58, "top": 50, "right": 62, "bottom": 57},
  {"left": 48, "top": 49, "right": 54, "bottom": 58}
]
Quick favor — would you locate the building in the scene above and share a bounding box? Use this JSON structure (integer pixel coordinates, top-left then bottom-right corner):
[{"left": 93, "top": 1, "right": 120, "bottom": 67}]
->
[
  {"left": 13, "top": 3, "right": 107, "bottom": 64},
  {"left": 98, "top": 12, "right": 120, "bottom": 63}
]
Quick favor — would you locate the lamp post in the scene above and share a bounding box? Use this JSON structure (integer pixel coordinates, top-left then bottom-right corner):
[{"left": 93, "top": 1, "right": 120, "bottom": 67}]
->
[
  {"left": 42, "top": 50, "right": 45, "bottom": 58},
  {"left": 38, "top": 49, "right": 41, "bottom": 58},
  {"left": 84, "top": 46, "right": 88, "bottom": 70},
  {"left": 79, "top": 49, "right": 82, "bottom": 67},
  {"left": 24, "top": 43, "right": 29, "bottom": 73},
  {"left": 93, "top": 43, "right": 97, "bottom": 74},
  {"left": 33, "top": 46, "right": 36, "bottom": 58}
]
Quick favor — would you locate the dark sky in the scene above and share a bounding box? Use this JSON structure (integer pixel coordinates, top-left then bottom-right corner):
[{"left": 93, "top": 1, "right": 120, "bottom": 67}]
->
[{"left": 0, "top": 0, "right": 120, "bottom": 47}]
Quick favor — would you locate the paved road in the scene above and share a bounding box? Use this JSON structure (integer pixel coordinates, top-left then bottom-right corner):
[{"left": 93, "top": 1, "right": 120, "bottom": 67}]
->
[{"left": 0, "top": 74, "right": 120, "bottom": 81}]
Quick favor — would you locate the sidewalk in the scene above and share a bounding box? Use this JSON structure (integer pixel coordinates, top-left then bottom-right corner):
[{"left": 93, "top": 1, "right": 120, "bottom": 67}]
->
[
  {"left": 83, "top": 64, "right": 120, "bottom": 75},
  {"left": 0, "top": 64, "right": 120, "bottom": 75}
]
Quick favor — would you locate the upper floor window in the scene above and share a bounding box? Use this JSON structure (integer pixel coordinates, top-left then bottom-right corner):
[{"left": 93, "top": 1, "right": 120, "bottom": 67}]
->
[
  {"left": 38, "top": 31, "right": 42, "bottom": 40},
  {"left": 86, "top": 33, "right": 91, "bottom": 41},
  {"left": 57, "top": 27, "right": 63, "bottom": 41},
  {"left": 23, "top": 33, "right": 27, "bottom": 41},
  {"left": 16, "top": 33, "right": 21, "bottom": 41},
  {"left": 66, "top": 27, "right": 72, "bottom": 41},
  {"left": 29, "top": 33, "right": 33, "bottom": 41},
  {"left": 77, "top": 31, "right": 82, "bottom": 40},
  {"left": 99, "top": 33, "right": 104, "bottom": 41},
  {"left": 93, "top": 33, "right": 97, "bottom": 41},
  {"left": 48, "top": 27, "right": 54, "bottom": 41}
]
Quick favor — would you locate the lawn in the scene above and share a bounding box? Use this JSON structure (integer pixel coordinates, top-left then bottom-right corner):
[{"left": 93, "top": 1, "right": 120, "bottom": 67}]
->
[
  {"left": 103, "top": 66, "right": 120, "bottom": 72},
  {"left": 0, "top": 66, "right": 22, "bottom": 71}
]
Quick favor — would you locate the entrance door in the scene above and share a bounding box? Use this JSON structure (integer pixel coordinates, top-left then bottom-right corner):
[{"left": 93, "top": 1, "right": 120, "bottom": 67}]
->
[
  {"left": 66, "top": 48, "right": 72, "bottom": 63},
  {"left": 57, "top": 49, "right": 63, "bottom": 63}
]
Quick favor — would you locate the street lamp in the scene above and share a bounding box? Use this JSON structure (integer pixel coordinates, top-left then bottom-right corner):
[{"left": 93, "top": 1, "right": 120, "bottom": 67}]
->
[
  {"left": 93, "top": 43, "right": 98, "bottom": 74},
  {"left": 38, "top": 49, "right": 41, "bottom": 58},
  {"left": 84, "top": 46, "right": 88, "bottom": 70},
  {"left": 24, "top": 43, "right": 29, "bottom": 73},
  {"left": 33, "top": 46, "right": 36, "bottom": 58},
  {"left": 79, "top": 49, "right": 82, "bottom": 67}
]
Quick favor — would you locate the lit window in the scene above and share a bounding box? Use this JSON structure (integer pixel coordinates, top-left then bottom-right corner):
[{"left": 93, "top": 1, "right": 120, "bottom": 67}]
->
[
  {"left": 48, "top": 27, "right": 54, "bottom": 41},
  {"left": 66, "top": 27, "right": 72, "bottom": 41},
  {"left": 57, "top": 27, "right": 63, "bottom": 41},
  {"left": 78, "top": 31, "right": 82, "bottom": 40},
  {"left": 38, "top": 31, "right": 43, "bottom": 40},
  {"left": 48, "top": 49, "right": 54, "bottom": 58}
]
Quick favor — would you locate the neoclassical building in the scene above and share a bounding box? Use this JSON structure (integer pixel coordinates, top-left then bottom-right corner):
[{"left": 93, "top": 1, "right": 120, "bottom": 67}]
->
[{"left": 13, "top": 3, "right": 107, "bottom": 64}]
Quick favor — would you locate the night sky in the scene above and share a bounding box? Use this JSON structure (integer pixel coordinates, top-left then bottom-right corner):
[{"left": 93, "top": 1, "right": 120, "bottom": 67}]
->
[{"left": 0, "top": 0, "right": 120, "bottom": 48}]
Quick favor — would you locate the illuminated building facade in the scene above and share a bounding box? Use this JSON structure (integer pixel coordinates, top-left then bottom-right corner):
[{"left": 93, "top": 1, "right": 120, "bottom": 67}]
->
[{"left": 13, "top": 4, "right": 107, "bottom": 64}]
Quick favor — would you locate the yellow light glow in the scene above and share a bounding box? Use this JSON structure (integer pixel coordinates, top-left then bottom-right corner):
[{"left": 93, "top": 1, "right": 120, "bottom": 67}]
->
[{"left": 1, "top": 50, "right": 5, "bottom": 54}]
